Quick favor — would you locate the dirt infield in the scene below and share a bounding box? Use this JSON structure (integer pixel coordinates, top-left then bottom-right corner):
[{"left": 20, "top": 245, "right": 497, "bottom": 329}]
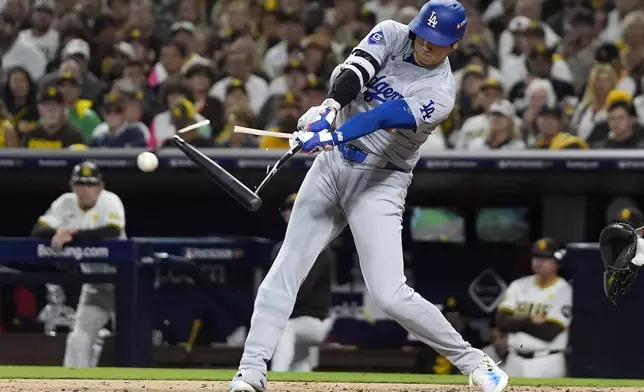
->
[{"left": 0, "top": 380, "right": 642, "bottom": 392}]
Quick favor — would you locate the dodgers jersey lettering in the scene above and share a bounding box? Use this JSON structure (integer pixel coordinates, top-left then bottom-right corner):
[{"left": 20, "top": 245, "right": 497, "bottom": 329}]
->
[
  {"left": 38, "top": 190, "right": 127, "bottom": 274},
  {"left": 498, "top": 276, "right": 572, "bottom": 352},
  {"left": 332, "top": 20, "right": 457, "bottom": 171}
]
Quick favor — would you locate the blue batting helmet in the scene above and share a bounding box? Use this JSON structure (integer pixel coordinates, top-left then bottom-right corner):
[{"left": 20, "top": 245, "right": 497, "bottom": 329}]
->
[{"left": 408, "top": 0, "right": 467, "bottom": 47}]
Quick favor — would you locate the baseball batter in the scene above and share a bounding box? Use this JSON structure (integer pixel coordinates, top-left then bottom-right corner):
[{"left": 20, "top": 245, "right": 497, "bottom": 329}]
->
[
  {"left": 31, "top": 161, "right": 126, "bottom": 368},
  {"left": 230, "top": 1, "right": 508, "bottom": 392},
  {"left": 496, "top": 238, "right": 572, "bottom": 378}
]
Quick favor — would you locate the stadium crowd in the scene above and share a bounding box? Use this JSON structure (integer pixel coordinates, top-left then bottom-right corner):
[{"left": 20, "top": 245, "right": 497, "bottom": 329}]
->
[{"left": 0, "top": 0, "right": 643, "bottom": 150}]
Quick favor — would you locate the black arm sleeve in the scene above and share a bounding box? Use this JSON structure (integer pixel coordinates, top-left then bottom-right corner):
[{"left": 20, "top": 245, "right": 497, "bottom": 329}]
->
[
  {"left": 327, "top": 49, "right": 381, "bottom": 109},
  {"left": 31, "top": 223, "right": 57, "bottom": 239},
  {"left": 520, "top": 322, "right": 564, "bottom": 342},
  {"left": 495, "top": 310, "right": 531, "bottom": 332},
  {"left": 73, "top": 225, "right": 121, "bottom": 240}
]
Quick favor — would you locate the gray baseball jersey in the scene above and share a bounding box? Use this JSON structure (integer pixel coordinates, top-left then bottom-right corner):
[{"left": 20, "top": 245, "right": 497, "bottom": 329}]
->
[
  {"left": 237, "top": 19, "right": 484, "bottom": 385},
  {"left": 332, "top": 20, "right": 457, "bottom": 171}
]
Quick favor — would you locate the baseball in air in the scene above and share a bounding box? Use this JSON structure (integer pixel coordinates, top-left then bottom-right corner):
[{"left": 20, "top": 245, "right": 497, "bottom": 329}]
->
[{"left": 137, "top": 152, "right": 159, "bottom": 172}]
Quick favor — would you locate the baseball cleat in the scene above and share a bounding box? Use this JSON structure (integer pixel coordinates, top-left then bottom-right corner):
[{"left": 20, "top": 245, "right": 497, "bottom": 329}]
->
[
  {"left": 230, "top": 372, "right": 265, "bottom": 392},
  {"left": 468, "top": 354, "right": 509, "bottom": 392}
]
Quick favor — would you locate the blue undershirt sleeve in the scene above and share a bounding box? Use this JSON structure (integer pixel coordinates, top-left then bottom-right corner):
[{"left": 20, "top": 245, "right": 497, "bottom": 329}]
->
[{"left": 331, "top": 99, "right": 417, "bottom": 144}]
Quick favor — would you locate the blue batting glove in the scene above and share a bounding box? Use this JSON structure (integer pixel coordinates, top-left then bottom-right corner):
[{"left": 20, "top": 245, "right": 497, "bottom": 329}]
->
[
  {"left": 297, "top": 98, "right": 341, "bottom": 133},
  {"left": 294, "top": 131, "right": 336, "bottom": 154}
]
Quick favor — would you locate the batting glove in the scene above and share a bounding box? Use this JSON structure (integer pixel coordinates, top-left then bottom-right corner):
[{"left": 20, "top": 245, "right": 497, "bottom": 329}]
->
[
  {"left": 297, "top": 98, "right": 341, "bottom": 133},
  {"left": 292, "top": 131, "right": 335, "bottom": 154}
]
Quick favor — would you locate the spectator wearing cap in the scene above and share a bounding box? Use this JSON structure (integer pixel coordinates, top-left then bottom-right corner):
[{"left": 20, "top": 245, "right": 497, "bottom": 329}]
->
[
  {"left": 451, "top": 65, "right": 488, "bottom": 136},
  {"left": 598, "top": 0, "right": 643, "bottom": 44},
  {"left": 170, "top": 21, "right": 199, "bottom": 56},
  {"left": 1, "top": 66, "right": 39, "bottom": 134},
  {"left": 260, "top": 92, "right": 303, "bottom": 150},
  {"left": 118, "top": 89, "right": 151, "bottom": 139},
  {"left": 586, "top": 89, "right": 636, "bottom": 143},
  {"left": 502, "top": 21, "right": 563, "bottom": 90},
  {"left": 1, "top": 12, "right": 47, "bottom": 81},
  {"left": 0, "top": 98, "right": 19, "bottom": 147},
  {"left": 468, "top": 100, "right": 526, "bottom": 150},
  {"left": 17, "top": 0, "right": 59, "bottom": 61},
  {"left": 87, "top": 13, "right": 120, "bottom": 79},
  {"left": 90, "top": 92, "right": 147, "bottom": 148},
  {"left": 150, "top": 79, "right": 211, "bottom": 148},
  {"left": 509, "top": 45, "right": 576, "bottom": 114},
  {"left": 22, "top": 87, "right": 85, "bottom": 149},
  {"left": 112, "top": 41, "right": 136, "bottom": 70},
  {"left": 498, "top": 0, "right": 561, "bottom": 64},
  {"left": 301, "top": 34, "right": 334, "bottom": 77},
  {"left": 570, "top": 64, "right": 618, "bottom": 140},
  {"left": 160, "top": 98, "right": 212, "bottom": 148},
  {"left": 532, "top": 104, "right": 588, "bottom": 149},
  {"left": 456, "top": 8, "right": 498, "bottom": 57},
  {"left": 256, "top": 5, "right": 283, "bottom": 55},
  {"left": 56, "top": 70, "right": 102, "bottom": 142},
  {"left": 225, "top": 79, "right": 251, "bottom": 109},
  {"left": 263, "top": 11, "right": 305, "bottom": 79},
  {"left": 454, "top": 77, "right": 511, "bottom": 149},
  {"left": 181, "top": 58, "right": 225, "bottom": 136},
  {"left": 452, "top": 45, "right": 505, "bottom": 91},
  {"left": 209, "top": 47, "right": 269, "bottom": 115},
  {"left": 269, "top": 59, "right": 307, "bottom": 96},
  {"left": 123, "top": 27, "right": 157, "bottom": 65},
  {"left": 148, "top": 40, "right": 189, "bottom": 89},
  {"left": 116, "top": 59, "right": 158, "bottom": 122},
  {"left": 591, "top": 101, "right": 644, "bottom": 148},
  {"left": 591, "top": 43, "right": 638, "bottom": 97},
  {"left": 39, "top": 39, "right": 105, "bottom": 103},
  {"left": 214, "top": 105, "right": 259, "bottom": 148}
]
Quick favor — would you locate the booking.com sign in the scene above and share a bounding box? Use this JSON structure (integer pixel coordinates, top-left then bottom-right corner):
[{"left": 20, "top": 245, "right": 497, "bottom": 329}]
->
[{"left": 37, "top": 244, "right": 109, "bottom": 261}]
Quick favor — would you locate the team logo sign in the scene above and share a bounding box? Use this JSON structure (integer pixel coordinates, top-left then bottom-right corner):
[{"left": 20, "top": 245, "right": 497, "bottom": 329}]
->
[
  {"left": 468, "top": 268, "right": 507, "bottom": 313},
  {"left": 427, "top": 11, "right": 438, "bottom": 28}
]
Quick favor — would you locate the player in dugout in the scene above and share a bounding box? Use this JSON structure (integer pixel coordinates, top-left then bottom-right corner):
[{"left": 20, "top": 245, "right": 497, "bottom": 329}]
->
[
  {"left": 270, "top": 193, "right": 335, "bottom": 372},
  {"left": 31, "top": 161, "right": 126, "bottom": 368},
  {"left": 496, "top": 238, "right": 572, "bottom": 377}
]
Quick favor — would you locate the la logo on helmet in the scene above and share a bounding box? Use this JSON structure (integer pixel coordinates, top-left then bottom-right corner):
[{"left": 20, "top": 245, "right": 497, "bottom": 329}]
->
[{"left": 427, "top": 11, "right": 438, "bottom": 28}]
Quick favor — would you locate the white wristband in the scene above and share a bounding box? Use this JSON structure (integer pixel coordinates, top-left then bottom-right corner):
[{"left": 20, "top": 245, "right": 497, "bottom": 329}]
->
[{"left": 321, "top": 98, "right": 341, "bottom": 112}]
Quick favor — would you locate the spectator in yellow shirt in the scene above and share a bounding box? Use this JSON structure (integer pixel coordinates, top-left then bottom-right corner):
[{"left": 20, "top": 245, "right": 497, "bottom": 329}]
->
[
  {"left": 259, "top": 92, "right": 303, "bottom": 150},
  {"left": 532, "top": 104, "right": 588, "bottom": 149}
]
